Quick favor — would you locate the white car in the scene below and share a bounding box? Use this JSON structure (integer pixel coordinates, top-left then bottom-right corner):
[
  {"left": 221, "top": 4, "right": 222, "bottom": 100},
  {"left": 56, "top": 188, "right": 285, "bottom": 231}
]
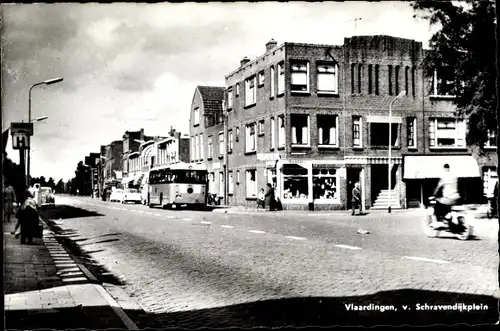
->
[
  {"left": 121, "top": 188, "right": 142, "bottom": 204},
  {"left": 110, "top": 189, "right": 125, "bottom": 202}
]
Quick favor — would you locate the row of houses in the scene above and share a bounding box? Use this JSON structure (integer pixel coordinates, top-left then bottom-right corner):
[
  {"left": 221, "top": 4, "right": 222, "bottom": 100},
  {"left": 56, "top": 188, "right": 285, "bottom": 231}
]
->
[
  {"left": 188, "top": 35, "right": 498, "bottom": 210},
  {"left": 76, "top": 127, "right": 190, "bottom": 197}
]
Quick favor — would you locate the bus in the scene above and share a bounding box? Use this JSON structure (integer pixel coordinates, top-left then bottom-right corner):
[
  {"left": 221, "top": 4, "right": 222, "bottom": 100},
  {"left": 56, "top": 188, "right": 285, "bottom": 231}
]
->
[{"left": 148, "top": 162, "right": 208, "bottom": 209}]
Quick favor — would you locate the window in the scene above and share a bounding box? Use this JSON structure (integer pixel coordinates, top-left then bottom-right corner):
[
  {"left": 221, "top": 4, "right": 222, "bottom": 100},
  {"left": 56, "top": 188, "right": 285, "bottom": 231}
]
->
[
  {"left": 266, "top": 168, "right": 277, "bottom": 188},
  {"left": 236, "top": 83, "right": 240, "bottom": 96},
  {"left": 291, "top": 114, "right": 310, "bottom": 146},
  {"left": 429, "top": 118, "right": 466, "bottom": 148},
  {"left": 246, "top": 169, "right": 257, "bottom": 198},
  {"left": 486, "top": 130, "right": 497, "bottom": 148},
  {"left": 282, "top": 164, "right": 308, "bottom": 199},
  {"left": 190, "top": 136, "right": 195, "bottom": 161},
  {"left": 195, "top": 135, "right": 200, "bottom": 160},
  {"left": 278, "top": 62, "right": 285, "bottom": 95},
  {"left": 218, "top": 132, "right": 224, "bottom": 156},
  {"left": 388, "top": 65, "right": 393, "bottom": 96},
  {"left": 278, "top": 115, "right": 285, "bottom": 148},
  {"left": 236, "top": 127, "right": 240, "bottom": 142},
  {"left": 200, "top": 134, "right": 204, "bottom": 160},
  {"left": 228, "top": 130, "right": 233, "bottom": 152},
  {"left": 313, "top": 168, "right": 339, "bottom": 202},
  {"left": 405, "top": 66, "right": 409, "bottom": 96},
  {"left": 227, "top": 88, "right": 233, "bottom": 109},
  {"left": 368, "top": 64, "right": 373, "bottom": 94},
  {"left": 270, "top": 66, "right": 275, "bottom": 98},
  {"left": 369, "top": 123, "right": 399, "bottom": 147},
  {"left": 219, "top": 172, "right": 224, "bottom": 197},
  {"left": 407, "top": 117, "right": 417, "bottom": 148},
  {"left": 193, "top": 107, "right": 200, "bottom": 126},
  {"left": 395, "top": 65, "right": 400, "bottom": 95},
  {"left": 258, "top": 120, "right": 265, "bottom": 135},
  {"left": 207, "top": 135, "right": 213, "bottom": 159},
  {"left": 258, "top": 71, "right": 265, "bottom": 87},
  {"left": 228, "top": 171, "right": 234, "bottom": 194},
  {"left": 245, "top": 76, "right": 256, "bottom": 106},
  {"left": 270, "top": 117, "right": 276, "bottom": 149},
  {"left": 353, "top": 116, "right": 362, "bottom": 147},
  {"left": 411, "top": 67, "right": 416, "bottom": 97},
  {"left": 432, "top": 69, "right": 455, "bottom": 96},
  {"left": 245, "top": 123, "right": 256, "bottom": 152},
  {"left": 375, "top": 64, "right": 380, "bottom": 95},
  {"left": 318, "top": 115, "right": 338, "bottom": 146},
  {"left": 236, "top": 170, "right": 240, "bottom": 184},
  {"left": 208, "top": 172, "right": 215, "bottom": 194},
  {"left": 291, "top": 61, "right": 309, "bottom": 92},
  {"left": 317, "top": 63, "right": 338, "bottom": 93},
  {"left": 351, "top": 63, "right": 356, "bottom": 94},
  {"left": 483, "top": 167, "right": 498, "bottom": 197},
  {"left": 357, "top": 64, "right": 362, "bottom": 94}
]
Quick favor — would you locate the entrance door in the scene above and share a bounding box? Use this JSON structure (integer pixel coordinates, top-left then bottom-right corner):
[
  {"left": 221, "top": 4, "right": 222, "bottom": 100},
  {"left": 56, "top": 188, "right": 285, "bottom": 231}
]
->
[{"left": 346, "top": 168, "right": 362, "bottom": 209}]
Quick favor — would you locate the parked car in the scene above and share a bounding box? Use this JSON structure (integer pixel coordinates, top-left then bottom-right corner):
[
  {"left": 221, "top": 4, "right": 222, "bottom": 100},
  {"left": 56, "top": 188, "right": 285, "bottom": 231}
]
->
[
  {"left": 121, "top": 188, "right": 142, "bottom": 204},
  {"left": 110, "top": 189, "right": 125, "bottom": 202},
  {"left": 38, "top": 187, "right": 55, "bottom": 205}
]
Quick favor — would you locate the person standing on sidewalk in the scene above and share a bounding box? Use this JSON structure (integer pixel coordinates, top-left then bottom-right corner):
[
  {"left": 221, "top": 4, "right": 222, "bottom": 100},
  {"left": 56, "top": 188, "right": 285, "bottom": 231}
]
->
[
  {"left": 3, "top": 181, "right": 17, "bottom": 222},
  {"left": 265, "top": 183, "right": 276, "bottom": 211},
  {"left": 15, "top": 190, "right": 40, "bottom": 245},
  {"left": 352, "top": 181, "right": 361, "bottom": 216}
]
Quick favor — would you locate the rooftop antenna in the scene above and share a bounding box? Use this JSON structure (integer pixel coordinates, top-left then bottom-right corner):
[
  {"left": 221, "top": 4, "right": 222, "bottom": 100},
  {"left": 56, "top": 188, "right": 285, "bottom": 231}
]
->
[{"left": 354, "top": 17, "right": 362, "bottom": 35}]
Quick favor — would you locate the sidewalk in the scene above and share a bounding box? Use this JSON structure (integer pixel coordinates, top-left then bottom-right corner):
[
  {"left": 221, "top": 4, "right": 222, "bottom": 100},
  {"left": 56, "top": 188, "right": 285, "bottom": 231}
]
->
[
  {"left": 211, "top": 205, "right": 426, "bottom": 215},
  {"left": 3, "top": 217, "right": 138, "bottom": 330}
]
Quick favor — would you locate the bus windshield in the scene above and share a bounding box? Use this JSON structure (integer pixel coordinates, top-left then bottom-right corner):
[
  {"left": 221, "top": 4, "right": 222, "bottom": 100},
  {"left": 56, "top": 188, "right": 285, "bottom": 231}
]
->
[{"left": 171, "top": 170, "right": 207, "bottom": 184}]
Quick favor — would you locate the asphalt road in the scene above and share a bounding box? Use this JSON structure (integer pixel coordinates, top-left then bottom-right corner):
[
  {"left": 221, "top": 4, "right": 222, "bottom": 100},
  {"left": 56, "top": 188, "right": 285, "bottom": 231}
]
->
[{"left": 40, "top": 196, "right": 500, "bottom": 327}]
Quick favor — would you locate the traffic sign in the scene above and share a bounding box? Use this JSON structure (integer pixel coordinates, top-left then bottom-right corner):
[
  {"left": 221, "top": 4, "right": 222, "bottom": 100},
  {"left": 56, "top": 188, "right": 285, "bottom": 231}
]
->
[
  {"left": 11, "top": 122, "right": 34, "bottom": 136},
  {"left": 12, "top": 132, "right": 29, "bottom": 149}
]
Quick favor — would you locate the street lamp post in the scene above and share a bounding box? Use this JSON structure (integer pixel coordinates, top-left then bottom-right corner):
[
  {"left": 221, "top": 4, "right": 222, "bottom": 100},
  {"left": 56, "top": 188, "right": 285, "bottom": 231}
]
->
[
  {"left": 388, "top": 90, "right": 406, "bottom": 213},
  {"left": 28, "top": 77, "right": 63, "bottom": 188}
]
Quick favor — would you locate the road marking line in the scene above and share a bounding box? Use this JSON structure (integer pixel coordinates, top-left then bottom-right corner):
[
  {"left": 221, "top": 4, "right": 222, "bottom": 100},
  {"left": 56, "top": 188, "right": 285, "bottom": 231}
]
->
[
  {"left": 167, "top": 216, "right": 175, "bottom": 219},
  {"left": 221, "top": 225, "right": 234, "bottom": 228},
  {"left": 249, "top": 230, "right": 266, "bottom": 234},
  {"left": 285, "top": 236, "right": 307, "bottom": 240},
  {"left": 121, "top": 208, "right": 127, "bottom": 211},
  {"left": 145, "top": 212, "right": 153, "bottom": 215},
  {"left": 182, "top": 218, "right": 192, "bottom": 221},
  {"left": 62, "top": 277, "right": 87, "bottom": 282},
  {"left": 154, "top": 214, "right": 161, "bottom": 216},
  {"left": 402, "top": 256, "right": 450, "bottom": 264},
  {"left": 93, "top": 284, "right": 139, "bottom": 330},
  {"left": 335, "top": 244, "right": 362, "bottom": 250},
  {"left": 200, "top": 221, "right": 212, "bottom": 225}
]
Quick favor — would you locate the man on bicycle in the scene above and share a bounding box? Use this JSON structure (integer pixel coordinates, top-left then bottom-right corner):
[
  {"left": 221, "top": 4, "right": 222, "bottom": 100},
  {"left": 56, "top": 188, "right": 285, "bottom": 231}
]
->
[{"left": 430, "top": 163, "right": 460, "bottom": 228}]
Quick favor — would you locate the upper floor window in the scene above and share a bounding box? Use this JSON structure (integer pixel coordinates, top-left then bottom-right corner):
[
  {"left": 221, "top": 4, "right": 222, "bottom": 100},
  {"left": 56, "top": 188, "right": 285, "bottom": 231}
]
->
[
  {"left": 236, "top": 83, "right": 240, "bottom": 96},
  {"left": 375, "top": 64, "right": 380, "bottom": 95},
  {"left": 291, "top": 114, "right": 310, "bottom": 146},
  {"left": 486, "top": 129, "right": 497, "bottom": 148},
  {"left": 190, "top": 136, "right": 195, "bottom": 161},
  {"left": 258, "top": 70, "right": 265, "bottom": 87},
  {"left": 351, "top": 64, "right": 356, "bottom": 94},
  {"left": 236, "top": 126, "right": 240, "bottom": 142},
  {"left": 195, "top": 134, "right": 200, "bottom": 160},
  {"left": 411, "top": 67, "right": 416, "bottom": 97},
  {"left": 227, "top": 88, "right": 233, "bottom": 110},
  {"left": 357, "top": 64, "right": 362, "bottom": 94},
  {"left": 395, "top": 65, "right": 400, "bottom": 95},
  {"left": 278, "top": 115, "right": 285, "bottom": 148},
  {"left": 318, "top": 115, "right": 338, "bottom": 147},
  {"left": 218, "top": 132, "right": 225, "bottom": 156},
  {"left": 317, "top": 63, "right": 339, "bottom": 94},
  {"left": 245, "top": 123, "right": 256, "bottom": 152},
  {"left": 429, "top": 118, "right": 465, "bottom": 148},
  {"left": 277, "top": 62, "right": 285, "bottom": 95},
  {"left": 388, "top": 65, "right": 393, "bottom": 96},
  {"left": 405, "top": 66, "right": 409, "bottom": 96},
  {"left": 245, "top": 76, "right": 256, "bottom": 106},
  {"left": 407, "top": 117, "right": 417, "bottom": 148},
  {"left": 431, "top": 69, "right": 455, "bottom": 97},
  {"left": 200, "top": 134, "right": 204, "bottom": 160},
  {"left": 368, "top": 64, "right": 373, "bottom": 95},
  {"left": 353, "top": 116, "right": 362, "bottom": 148},
  {"left": 270, "top": 117, "right": 276, "bottom": 149},
  {"left": 370, "top": 122, "right": 399, "bottom": 147},
  {"left": 207, "top": 135, "right": 213, "bottom": 159},
  {"left": 258, "top": 120, "right": 265, "bottom": 136},
  {"left": 270, "top": 66, "right": 275, "bottom": 98},
  {"left": 193, "top": 107, "right": 200, "bottom": 126},
  {"left": 228, "top": 130, "right": 233, "bottom": 152},
  {"left": 290, "top": 61, "right": 309, "bottom": 93}
]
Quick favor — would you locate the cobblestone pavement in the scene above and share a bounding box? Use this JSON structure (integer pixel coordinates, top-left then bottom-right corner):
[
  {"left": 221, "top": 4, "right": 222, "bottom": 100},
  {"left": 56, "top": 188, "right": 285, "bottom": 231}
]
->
[{"left": 39, "top": 196, "right": 500, "bottom": 327}]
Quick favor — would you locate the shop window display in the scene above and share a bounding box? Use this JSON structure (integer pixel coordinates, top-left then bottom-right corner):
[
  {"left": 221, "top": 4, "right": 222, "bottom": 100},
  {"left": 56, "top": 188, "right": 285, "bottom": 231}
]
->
[
  {"left": 282, "top": 164, "right": 308, "bottom": 199},
  {"left": 313, "top": 168, "right": 338, "bottom": 201}
]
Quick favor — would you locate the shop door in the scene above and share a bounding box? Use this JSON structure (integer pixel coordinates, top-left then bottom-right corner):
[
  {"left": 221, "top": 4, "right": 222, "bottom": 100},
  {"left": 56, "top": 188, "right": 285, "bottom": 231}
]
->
[{"left": 346, "top": 168, "right": 362, "bottom": 209}]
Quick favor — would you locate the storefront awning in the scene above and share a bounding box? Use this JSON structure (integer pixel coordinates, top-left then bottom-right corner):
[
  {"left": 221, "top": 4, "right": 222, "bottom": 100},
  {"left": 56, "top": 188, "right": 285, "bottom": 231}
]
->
[{"left": 403, "top": 155, "right": 480, "bottom": 179}]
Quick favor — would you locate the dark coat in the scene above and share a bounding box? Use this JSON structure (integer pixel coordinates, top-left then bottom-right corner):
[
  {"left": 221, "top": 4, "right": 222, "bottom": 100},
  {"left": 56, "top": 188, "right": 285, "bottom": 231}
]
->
[
  {"left": 16, "top": 204, "right": 40, "bottom": 238},
  {"left": 264, "top": 186, "right": 275, "bottom": 206},
  {"left": 352, "top": 186, "right": 361, "bottom": 203}
]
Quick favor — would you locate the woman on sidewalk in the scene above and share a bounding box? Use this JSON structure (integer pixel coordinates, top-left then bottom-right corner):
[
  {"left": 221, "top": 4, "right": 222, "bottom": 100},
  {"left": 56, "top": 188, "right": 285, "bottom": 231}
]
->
[
  {"left": 14, "top": 191, "right": 40, "bottom": 245},
  {"left": 3, "top": 181, "right": 17, "bottom": 223}
]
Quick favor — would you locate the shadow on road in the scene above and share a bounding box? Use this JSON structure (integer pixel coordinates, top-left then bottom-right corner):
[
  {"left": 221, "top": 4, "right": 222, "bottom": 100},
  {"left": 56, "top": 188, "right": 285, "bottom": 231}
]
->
[
  {"left": 39, "top": 204, "right": 104, "bottom": 220},
  {"left": 145, "top": 290, "right": 499, "bottom": 328}
]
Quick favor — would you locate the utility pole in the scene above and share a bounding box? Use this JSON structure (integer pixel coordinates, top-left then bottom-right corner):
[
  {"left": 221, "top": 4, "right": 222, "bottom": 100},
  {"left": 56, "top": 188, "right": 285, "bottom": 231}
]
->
[{"left": 19, "top": 148, "right": 26, "bottom": 202}]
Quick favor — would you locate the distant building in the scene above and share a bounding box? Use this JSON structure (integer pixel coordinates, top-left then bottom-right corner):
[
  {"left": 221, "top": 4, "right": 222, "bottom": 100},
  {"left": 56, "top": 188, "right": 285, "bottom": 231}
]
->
[{"left": 103, "top": 140, "right": 123, "bottom": 186}]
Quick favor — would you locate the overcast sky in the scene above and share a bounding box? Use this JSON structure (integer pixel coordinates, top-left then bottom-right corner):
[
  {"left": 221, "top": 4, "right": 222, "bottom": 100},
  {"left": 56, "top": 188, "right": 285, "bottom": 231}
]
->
[{"left": 2, "top": 1, "right": 437, "bottom": 182}]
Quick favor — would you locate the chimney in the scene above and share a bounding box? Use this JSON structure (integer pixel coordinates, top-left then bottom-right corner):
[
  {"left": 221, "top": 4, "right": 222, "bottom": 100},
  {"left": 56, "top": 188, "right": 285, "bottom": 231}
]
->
[
  {"left": 240, "top": 56, "right": 251, "bottom": 67},
  {"left": 266, "top": 38, "right": 277, "bottom": 51}
]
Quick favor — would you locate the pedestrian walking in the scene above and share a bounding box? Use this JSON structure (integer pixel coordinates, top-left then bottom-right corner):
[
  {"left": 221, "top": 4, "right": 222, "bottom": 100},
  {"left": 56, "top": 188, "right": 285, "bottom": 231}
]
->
[
  {"left": 257, "top": 188, "right": 265, "bottom": 209},
  {"left": 15, "top": 190, "right": 40, "bottom": 245},
  {"left": 265, "top": 183, "right": 276, "bottom": 211},
  {"left": 352, "top": 181, "right": 362, "bottom": 216},
  {"left": 3, "top": 180, "right": 17, "bottom": 222}
]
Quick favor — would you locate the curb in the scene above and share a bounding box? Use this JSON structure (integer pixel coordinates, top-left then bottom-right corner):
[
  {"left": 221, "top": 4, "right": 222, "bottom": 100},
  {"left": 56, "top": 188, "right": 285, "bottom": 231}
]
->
[{"left": 39, "top": 217, "right": 139, "bottom": 330}]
